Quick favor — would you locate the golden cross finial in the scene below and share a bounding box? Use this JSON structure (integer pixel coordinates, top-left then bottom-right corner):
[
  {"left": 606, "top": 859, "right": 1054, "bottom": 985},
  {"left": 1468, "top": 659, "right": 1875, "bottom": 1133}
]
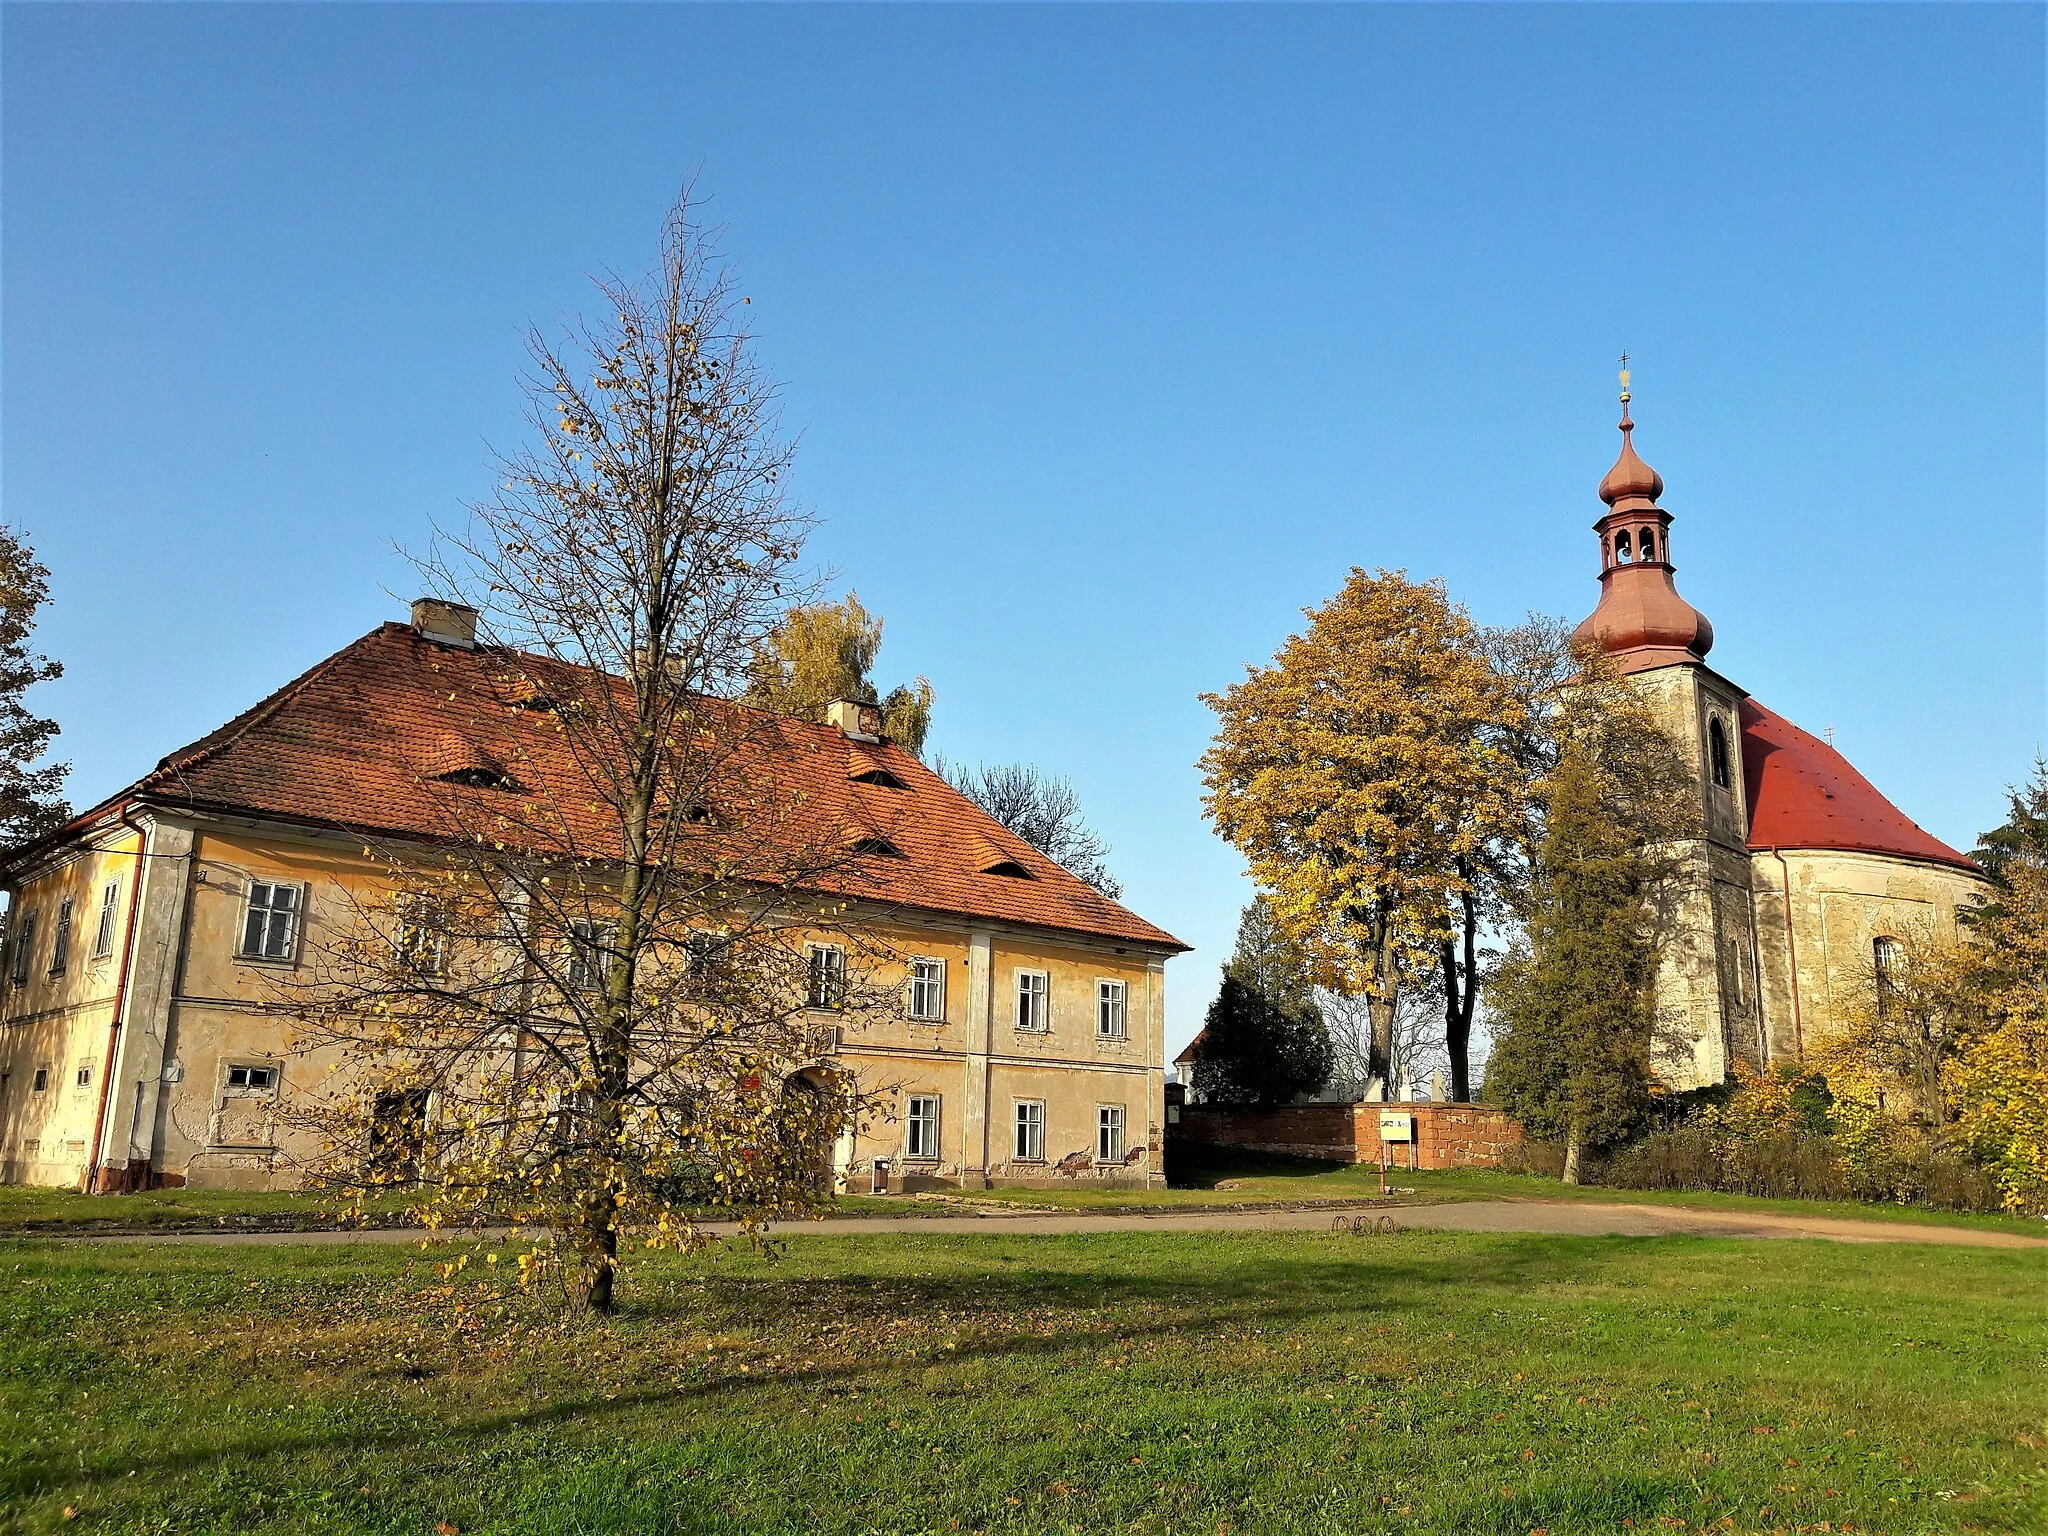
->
[{"left": 1617, "top": 350, "right": 1632, "bottom": 403}]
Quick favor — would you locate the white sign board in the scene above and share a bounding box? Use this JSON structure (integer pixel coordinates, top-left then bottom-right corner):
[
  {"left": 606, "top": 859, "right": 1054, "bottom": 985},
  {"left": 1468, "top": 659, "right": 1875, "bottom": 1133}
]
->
[{"left": 1378, "top": 1112, "right": 1415, "bottom": 1143}]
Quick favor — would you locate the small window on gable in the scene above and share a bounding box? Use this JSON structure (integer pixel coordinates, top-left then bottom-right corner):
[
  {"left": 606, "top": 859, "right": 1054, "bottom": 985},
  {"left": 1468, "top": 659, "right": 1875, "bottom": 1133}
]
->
[
  {"left": 225, "top": 1063, "right": 280, "bottom": 1095},
  {"left": 1614, "top": 529, "right": 1633, "bottom": 564},
  {"left": 851, "top": 836, "right": 906, "bottom": 859},
  {"left": 1708, "top": 716, "right": 1732, "bottom": 791}
]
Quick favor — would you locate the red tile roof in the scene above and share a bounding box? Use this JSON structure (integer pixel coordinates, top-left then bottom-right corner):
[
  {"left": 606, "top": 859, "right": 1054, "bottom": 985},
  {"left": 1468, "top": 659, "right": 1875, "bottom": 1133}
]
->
[
  {"left": 1740, "top": 698, "right": 1980, "bottom": 875},
  {"left": 41, "top": 623, "right": 1188, "bottom": 951}
]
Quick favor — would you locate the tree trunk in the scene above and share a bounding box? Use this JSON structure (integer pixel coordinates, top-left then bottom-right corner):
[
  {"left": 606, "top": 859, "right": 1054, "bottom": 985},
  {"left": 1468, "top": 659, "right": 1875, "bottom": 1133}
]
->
[
  {"left": 1561, "top": 1122, "right": 1583, "bottom": 1186},
  {"left": 582, "top": 1217, "right": 620, "bottom": 1314}
]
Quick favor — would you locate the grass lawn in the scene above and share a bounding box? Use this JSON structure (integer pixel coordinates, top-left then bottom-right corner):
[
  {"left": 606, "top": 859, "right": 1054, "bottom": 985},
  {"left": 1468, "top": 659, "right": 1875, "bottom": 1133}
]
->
[{"left": 2, "top": 1229, "right": 2042, "bottom": 1535}]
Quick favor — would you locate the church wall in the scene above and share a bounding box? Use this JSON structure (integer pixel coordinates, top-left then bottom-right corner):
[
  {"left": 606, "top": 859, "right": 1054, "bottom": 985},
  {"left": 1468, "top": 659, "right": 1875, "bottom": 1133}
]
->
[{"left": 1749, "top": 848, "right": 1987, "bottom": 1061}]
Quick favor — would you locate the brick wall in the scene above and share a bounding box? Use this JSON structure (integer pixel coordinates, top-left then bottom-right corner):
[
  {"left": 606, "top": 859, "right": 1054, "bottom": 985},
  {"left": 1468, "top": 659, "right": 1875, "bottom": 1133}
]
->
[{"left": 1172, "top": 1102, "right": 1522, "bottom": 1169}]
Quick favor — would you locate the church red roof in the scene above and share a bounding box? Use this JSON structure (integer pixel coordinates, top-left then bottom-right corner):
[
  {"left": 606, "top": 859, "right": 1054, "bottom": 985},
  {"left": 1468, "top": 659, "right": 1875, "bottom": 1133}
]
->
[
  {"left": 24, "top": 623, "right": 1187, "bottom": 952},
  {"left": 1740, "top": 698, "right": 1979, "bottom": 875}
]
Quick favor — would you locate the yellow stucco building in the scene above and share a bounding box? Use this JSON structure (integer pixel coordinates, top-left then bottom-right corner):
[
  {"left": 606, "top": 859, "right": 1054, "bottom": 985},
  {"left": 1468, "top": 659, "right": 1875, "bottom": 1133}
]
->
[{"left": 0, "top": 601, "right": 1186, "bottom": 1192}]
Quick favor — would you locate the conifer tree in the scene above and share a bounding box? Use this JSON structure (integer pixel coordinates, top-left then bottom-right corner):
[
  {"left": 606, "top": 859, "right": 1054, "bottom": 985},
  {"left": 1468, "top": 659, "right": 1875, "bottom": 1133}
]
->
[
  {"left": 1189, "top": 897, "right": 1332, "bottom": 1107},
  {"left": 1483, "top": 743, "right": 1656, "bottom": 1183}
]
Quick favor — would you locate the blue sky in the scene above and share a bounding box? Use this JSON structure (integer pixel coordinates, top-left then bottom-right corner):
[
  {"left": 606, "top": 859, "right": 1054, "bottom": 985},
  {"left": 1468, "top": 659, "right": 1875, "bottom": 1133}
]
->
[{"left": 5, "top": 4, "right": 2042, "bottom": 1055}]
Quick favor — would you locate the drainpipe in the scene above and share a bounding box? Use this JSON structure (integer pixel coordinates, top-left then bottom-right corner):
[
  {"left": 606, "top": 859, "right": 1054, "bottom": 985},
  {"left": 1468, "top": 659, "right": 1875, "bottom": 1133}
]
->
[
  {"left": 84, "top": 805, "right": 150, "bottom": 1194},
  {"left": 1768, "top": 848, "right": 1804, "bottom": 1061}
]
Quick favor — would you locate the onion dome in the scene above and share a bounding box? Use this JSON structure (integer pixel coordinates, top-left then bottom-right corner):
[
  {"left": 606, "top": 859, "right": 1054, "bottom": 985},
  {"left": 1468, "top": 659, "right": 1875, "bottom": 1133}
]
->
[
  {"left": 1598, "top": 406, "right": 1665, "bottom": 509},
  {"left": 1571, "top": 368, "right": 1714, "bottom": 671}
]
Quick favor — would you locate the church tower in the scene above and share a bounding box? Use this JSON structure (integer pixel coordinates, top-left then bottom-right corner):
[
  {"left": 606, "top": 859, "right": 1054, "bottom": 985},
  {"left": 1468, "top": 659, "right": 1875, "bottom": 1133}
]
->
[{"left": 1572, "top": 370, "right": 1765, "bottom": 1085}]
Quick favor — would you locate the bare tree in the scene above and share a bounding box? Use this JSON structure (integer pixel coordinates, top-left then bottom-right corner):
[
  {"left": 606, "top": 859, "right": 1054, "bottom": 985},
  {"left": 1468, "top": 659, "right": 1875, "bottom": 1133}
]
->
[
  {"left": 934, "top": 758, "right": 1123, "bottom": 898},
  {"left": 289, "top": 190, "right": 886, "bottom": 1313},
  {"left": 0, "top": 528, "right": 68, "bottom": 846}
]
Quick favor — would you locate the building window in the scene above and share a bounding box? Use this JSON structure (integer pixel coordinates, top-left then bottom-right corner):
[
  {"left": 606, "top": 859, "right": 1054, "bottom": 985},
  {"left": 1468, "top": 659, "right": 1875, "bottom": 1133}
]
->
[
  {"left": 1873, "top": 936, "right": 1903, "bottom": 1021},
  {"left": 49, "top": 899, "right": 72, "bottom": 975},
  {"left": 239, "top": 882, "right": 303, "bottom": 962},
  {"left": 395, "top": 898, "right": 448, "bottom": 976},
  {"left": 92, "top": 881, "right": 120, "bottom": 960},
  {"left": 1015, "top": 969, "right": 1049, "bottom": 1032},
  {"left": 1096, "top": 979, "right": 1128, "bottom": 1039},
  {"left": 806, "top": 944, "right": 846, "bottom": 1010},
  {"left": 1014, "top": 1100, "right": 1046, "bottom": 1163},
  {"left": 1639, "top": 529, "right": 1658, "bottom": 562},
  {"left": 31, "top": 1066, "right": 49, "bottom": 1093},
  {"left": 9, "top": 911, "right": 36, "bottom": 984},
  {"left": 567, "top": 921, "right": 613, "bottom": 991},
  {"left": 904, "top": 1094, "right": 940, "bottom": 1160},
  {"left": 684, "top": 929, "right": 728, "bottom": 986},
  {"left": 1097, "top": 1104, "right": 1126, "bottom": 1163},
  {"left": 225, "top": 1063, "right": 279, "bottom": 1094},
  {"left": 1708, "top": 716, "right": 1732, "bottom": 791},
  {"left": 1614, "top": 529, "right": 1633, "bottom": 564},
  {"left": 908, "top": 957, "right": 945, "bottom": 1021}
]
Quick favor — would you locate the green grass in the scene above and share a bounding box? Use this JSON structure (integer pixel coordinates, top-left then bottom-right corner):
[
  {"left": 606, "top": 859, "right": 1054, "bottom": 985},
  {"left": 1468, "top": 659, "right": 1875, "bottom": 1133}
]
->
[
  {"left": 3, "top": 1153, "right": 2040, "bottom": 1240},
  {"left": 2, "top": 1229, "right": 2042, "bottom": 1534},
  {"left": 954, "top": 1148, "right": 2047, "bottom": 1235}
]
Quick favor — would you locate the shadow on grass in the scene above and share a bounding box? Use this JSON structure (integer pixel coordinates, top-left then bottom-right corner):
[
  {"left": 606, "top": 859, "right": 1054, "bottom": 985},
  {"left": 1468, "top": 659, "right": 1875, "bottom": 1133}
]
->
[{"left": 4, "top": 1230, "right": 1660, "bottom": 1502}]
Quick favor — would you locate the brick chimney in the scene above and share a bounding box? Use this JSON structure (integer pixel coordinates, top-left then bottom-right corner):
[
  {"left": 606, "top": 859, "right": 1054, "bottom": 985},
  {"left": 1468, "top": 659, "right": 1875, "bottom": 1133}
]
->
[
  {"left": 825, "top": 699, "right": 883, "bottom": 742},
  {"left": 411, "top": 597, "right": 479, "bottom": 649}
]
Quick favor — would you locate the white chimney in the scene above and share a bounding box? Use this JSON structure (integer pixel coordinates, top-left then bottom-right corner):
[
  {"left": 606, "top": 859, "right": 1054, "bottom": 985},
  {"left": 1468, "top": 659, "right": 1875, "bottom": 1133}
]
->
[
  {"left": 825, "top": 699, "right": 883, "bottom": 742},
  {"left": 411, "top": 598, "right": 479, "bottom": 649}
]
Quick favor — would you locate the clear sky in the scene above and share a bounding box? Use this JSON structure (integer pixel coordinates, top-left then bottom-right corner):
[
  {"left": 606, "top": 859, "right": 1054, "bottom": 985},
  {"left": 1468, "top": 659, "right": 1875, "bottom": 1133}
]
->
[{"left": 5, "top": 4, "right": 2042, "bottom": 1057}]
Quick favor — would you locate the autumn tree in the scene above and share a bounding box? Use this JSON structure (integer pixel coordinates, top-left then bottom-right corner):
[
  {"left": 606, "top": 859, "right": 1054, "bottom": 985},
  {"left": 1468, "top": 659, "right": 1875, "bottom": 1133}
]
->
[
  {"left": 746, "top": 592, "right": 934, "bottom": 755},
  {"left": 1200, "top": 570, "right": 1523, "bottom": 1092},
  {"left": 936, "top": 758, "right": 1122, "bottom": 898},
  {"left": 0, "top": 529, "right": 69, "bottom": 846},
  {"left": 292, "top": 191, "right": 877, "bottom": 1312},
  {"left": 1482, "top": 743, "right": 1658, "bottom": 1183},
  {"left": 1947, "top": 765, "right": 2048, "bottom": 1209},
  {"left": 1189, "top": 898, "right": 1332, "bottom": 1107}
]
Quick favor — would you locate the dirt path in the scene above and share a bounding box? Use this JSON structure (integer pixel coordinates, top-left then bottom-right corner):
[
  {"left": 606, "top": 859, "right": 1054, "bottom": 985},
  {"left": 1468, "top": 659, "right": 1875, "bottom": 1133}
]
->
[{"left": 35, "top": 1199, "right": 2047, "bottom": 1250}]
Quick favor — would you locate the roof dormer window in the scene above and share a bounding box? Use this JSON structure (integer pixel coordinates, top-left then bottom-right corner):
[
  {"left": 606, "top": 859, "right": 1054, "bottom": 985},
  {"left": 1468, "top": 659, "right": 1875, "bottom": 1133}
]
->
[
  {"left": 851, "top": 767, "right": 907, "bottom": 789},
  {"left": 981, "top": 859, "right": 1033, "bottom": 880},
  {"left": 851, "top": 835, "right": 906, "bottom": 859},
  {"left": 435, "top": 766, "right": 524, "bottom": 793}
]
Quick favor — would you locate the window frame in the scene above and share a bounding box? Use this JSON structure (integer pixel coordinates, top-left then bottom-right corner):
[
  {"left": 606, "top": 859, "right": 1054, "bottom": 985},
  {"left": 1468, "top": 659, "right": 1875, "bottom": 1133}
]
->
[
  {"left": 1096, "top": 978, "right": 1128, "bottom": 1039},
  {"left": 1096, "top": 1104, "right": 1126, "bottom": 1164},
  {"left": 49, "top": 898, "right": 72, "bottom": 975},
  {"left": 904, "top": 1093, "right": 941, "bottom": 1161},
  {"left": 1873, "top": 935, "right": 1903, "bottom": 1022},
  {"left": 9, "top": 910, "right": 36, "bottom": 984},
  {"left": 566, "top": 920, "right": 615, "bottom": 992},
  {"left": 907, "top": 957, "right": 946, "bottom": 1022},
  {"left": 1708, "top": 715, "right": 1733, "bottom": 792},
  {"left": 394, "top": 896, "right": 449, "bottom": 977},
  {"left": 73, "top": 1059, "right": 94, "bottom": 1092},
  {"left": 31, "top": 1065, "right": 49, "bottom": 1094},
  {"left": 806, "top": 943, "right": 847, "bottom": 1011},
  {"left": 1014, "top": 968, "right": 1050, "bottom": 1033},
  {"left": 91, "top": 881, "right": 120, "bottom": 960},
  {"left": 224, "top": 1062, "right": 282, "bottom": 1096},
  {"left": 238, "top": 880, "right": 306, "bottom": 964},
  {"left": 1013, "top": 1099, "right": 1046, "bottom": 1163}
]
